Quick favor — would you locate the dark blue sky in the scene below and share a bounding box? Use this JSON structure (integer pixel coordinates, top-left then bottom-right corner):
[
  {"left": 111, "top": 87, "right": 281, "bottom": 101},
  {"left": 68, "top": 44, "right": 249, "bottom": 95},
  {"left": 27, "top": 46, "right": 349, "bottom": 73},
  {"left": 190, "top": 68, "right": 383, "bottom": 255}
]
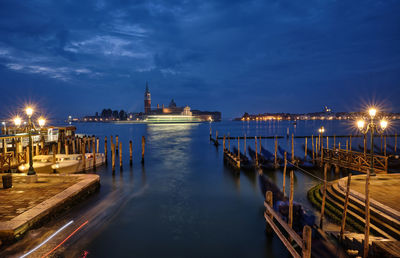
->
[{"left": 0, "top": 0, "right": 399, "bottom": 119}]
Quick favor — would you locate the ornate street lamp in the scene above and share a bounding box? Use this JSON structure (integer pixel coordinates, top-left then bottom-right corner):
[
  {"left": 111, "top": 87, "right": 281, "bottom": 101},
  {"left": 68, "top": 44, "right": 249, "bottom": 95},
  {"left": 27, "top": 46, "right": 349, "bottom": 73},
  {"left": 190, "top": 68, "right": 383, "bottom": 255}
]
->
[
  {"left": 356, "top": 108, "right": 388, "bottom": 176},
  {"left": 356, "top": 107, "right": 388, "bottom": 258},
  {"left": 318, "top": 126, "right": 325, "bottom": 159},
  {"left": 25, "top": 107, "right": 36, "bottom": 175}
]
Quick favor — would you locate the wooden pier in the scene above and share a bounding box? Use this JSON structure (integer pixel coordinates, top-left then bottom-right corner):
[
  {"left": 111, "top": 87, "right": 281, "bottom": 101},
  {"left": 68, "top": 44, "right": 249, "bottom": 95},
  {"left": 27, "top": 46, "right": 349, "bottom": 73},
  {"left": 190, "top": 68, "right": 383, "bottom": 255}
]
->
[
  {"left": 264, "top": 190, "right": 312, "bottom": 258},
  {"left": 321, "top": 148, "right": 388, "bottom": 174}
]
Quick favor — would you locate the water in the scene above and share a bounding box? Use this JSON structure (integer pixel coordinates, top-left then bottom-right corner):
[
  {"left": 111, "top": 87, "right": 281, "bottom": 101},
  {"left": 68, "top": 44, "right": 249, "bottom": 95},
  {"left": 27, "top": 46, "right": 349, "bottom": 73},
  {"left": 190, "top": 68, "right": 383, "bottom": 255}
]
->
[{"left": 4, "top": 120, "right": 399, "bottom": 257}]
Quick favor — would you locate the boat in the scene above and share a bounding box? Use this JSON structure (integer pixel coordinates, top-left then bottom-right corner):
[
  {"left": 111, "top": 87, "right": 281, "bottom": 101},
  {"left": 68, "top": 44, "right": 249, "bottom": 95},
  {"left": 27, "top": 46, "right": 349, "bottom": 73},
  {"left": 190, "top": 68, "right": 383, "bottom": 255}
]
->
[
  {"left": 18, "top": 155, "right": 53, "bottom": 173},
  {"left": 52, "top": 153, "right": 105, "bottom": 174},
  {"left": 232, "top": 147, "right": 254, "bottom": 171},
  {"left": 258, "top": 174, "right": 315, "bottom": 234},
  {"left": 260, "top": 146, "right": 274, "bottom": 160},
  {"left": 247, "top": 146, "right": 275, "bottom": 170}
]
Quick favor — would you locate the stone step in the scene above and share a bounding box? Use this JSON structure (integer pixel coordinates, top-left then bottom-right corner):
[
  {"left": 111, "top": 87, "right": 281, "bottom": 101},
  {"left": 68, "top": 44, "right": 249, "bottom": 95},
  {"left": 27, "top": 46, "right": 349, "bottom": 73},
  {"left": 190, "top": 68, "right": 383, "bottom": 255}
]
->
[
  {"left": 328, "top": 183, "right": 400, "bottom": 239},
  {"left": 333, "top": 181, "right": 400, "bottom": 232},
  {"left": 321, "top": 186, "right": 396, "bottom": 240}
]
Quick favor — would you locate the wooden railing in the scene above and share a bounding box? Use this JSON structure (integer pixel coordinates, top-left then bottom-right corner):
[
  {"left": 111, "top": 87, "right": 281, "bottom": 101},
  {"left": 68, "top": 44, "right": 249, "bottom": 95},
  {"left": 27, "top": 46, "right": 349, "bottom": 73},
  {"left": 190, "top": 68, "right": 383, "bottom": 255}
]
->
[
  {"left": 0, "top": 153, "right": 13, "bottom": 171},
  {"left": 264, "top": 191, "right": 312, "bottom": 258},
  {"left": 322, "top": 148, "right": 388, "bottom": 173}
]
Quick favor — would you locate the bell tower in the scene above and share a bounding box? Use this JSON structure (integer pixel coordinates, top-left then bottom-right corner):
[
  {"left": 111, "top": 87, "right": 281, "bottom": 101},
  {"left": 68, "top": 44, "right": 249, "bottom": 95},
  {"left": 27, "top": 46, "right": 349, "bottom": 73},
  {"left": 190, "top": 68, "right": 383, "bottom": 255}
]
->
[{"left": 144, "top": 82, "right": 151, "bottom": 114}]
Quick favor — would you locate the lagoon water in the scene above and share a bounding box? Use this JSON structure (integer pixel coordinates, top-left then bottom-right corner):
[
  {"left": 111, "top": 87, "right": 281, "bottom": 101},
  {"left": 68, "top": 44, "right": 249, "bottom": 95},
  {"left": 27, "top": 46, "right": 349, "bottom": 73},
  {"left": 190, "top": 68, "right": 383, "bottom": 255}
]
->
[{"left": 39, "top": 120, "right": 399, "bottom": 257}]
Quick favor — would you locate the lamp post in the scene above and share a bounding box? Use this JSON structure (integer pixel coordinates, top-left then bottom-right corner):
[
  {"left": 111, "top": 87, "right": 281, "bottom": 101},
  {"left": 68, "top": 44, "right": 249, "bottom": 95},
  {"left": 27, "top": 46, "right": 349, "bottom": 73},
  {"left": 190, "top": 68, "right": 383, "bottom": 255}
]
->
[
  {"left": 356, "top": 107, "right": 388, "bottom": 258},
  {"left": 318, "top": 126, "right": 325, "bottom": 163},
  {"left": 357, "top": 108, "right": 387, "bottom": 176},
  {"left": 25, "top": 107, "right": 36, "bottom": 175}
]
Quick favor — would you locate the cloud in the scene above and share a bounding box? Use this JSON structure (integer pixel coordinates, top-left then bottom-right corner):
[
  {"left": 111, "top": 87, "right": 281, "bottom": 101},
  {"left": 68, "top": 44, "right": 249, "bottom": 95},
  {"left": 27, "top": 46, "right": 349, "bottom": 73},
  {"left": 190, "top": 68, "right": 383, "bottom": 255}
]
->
[{"left": 0, "top": 0, "right": 399, "bottom": 118}]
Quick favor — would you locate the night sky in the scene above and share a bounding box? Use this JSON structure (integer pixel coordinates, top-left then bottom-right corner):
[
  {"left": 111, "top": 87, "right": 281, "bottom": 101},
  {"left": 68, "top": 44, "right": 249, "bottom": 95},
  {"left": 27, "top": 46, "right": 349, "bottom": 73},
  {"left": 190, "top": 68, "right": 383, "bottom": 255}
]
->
[{"left": 0, "top": 0, "right": 399, "bottom": 119}]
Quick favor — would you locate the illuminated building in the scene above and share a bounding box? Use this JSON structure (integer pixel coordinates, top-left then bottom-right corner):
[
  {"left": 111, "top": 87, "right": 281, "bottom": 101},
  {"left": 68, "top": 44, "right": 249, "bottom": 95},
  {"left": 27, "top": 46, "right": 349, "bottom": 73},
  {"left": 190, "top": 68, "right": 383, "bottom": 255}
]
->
[{"left": 144, "top": 82, "right": 151, "bottom": 114}]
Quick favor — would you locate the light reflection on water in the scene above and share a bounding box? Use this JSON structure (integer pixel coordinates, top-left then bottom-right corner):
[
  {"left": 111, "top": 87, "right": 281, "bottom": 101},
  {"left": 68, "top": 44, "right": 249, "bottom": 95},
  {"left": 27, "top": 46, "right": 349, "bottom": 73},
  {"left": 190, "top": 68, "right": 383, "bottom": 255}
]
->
[{"left": 9, "top": 120, "right": 397, "bottom": 258}]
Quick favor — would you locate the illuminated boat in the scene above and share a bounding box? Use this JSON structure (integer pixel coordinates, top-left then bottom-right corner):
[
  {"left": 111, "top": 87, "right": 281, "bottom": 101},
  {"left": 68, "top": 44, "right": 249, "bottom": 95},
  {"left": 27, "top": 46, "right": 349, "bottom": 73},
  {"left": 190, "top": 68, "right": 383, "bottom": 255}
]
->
[
  {"left": 143, "top": 115, "right": 203, "bottom": 123},
  {"left": 18, "top": 155, "right": 53, "bottom": 173},
  {"left": 51, "top": 153, "right": 105, "bottom": 174}
]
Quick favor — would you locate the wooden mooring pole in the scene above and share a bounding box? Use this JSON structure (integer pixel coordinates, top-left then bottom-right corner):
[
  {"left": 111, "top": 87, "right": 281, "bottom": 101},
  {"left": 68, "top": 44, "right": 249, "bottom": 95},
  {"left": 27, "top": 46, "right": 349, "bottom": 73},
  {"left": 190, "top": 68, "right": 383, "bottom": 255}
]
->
[
  {"left": 228, "top": 133, "right": 231, "bottom": 152},
  {"left": 275, "top": 136, "right": 278, "bottom": 167},
  {"left": 255, "top": 136, "right": 258, "bottom": 166},
  {"left": 119, "top": 142, "right": 122, "bottom": 170},
  {"left": 326, "top": 136, "right": 329, "bottom": 150},
  {"left": 52, "top": 144, "right": 56, "bottom": 173},
  {"left": 364, "top": 170, "right": 371, "bottom": 258},
  {"left": 311, "top": 135, "right": 315, "bottom": 162},
  {"left": 349, "top": 135, "right": 352, "bottom": 151},
  {"left": 244, "top": 134, "right": 247, "bottom": 156},
  {"left": 363, "top": 135, "right": 366, "bottom": 155},
  {"left": 395, "top": 132, "right": 397, "bottom": 152},
  {"left": 291, "top": 134, "right": 294, "bottom": 162},
  {"left": 223, "top": 135, "right": 226, "bottom": 151},
  {"left": 115, "top": 135, "right": 119, "bottom": 154},
  {"left": 283, "top": 152, "right": 287, "bottom": 197},
  {"left": 110, "top": 135, "right": 113, "bottom": 155},
  {"left": 289, "top": 170, "right": 294, "bottom": 229},
  {"left": 82, "top": 142, "right": 86, "bottom": 171},
  {"left": 302, "top": 226, "right": 312, "bottom": 258},
  {"left": 384, "top": 135, "right": 387, "bottom": 156},
  {"left": 334, "top": 135, "right": 336, "bottom": 149},
  {"left": 265, "top": 191, "right": 273, "bottom": 233},
  {"left": 93, "top": 138, "right": 96, "bottom": 171},
  {"left": 304, "top": 137, "right": 307, "bottom": 160},
  {"left": 320, "top": 164, "right": 328, "bottom": 229},
  {"left": 104, "top": 137, "right": 108, "bottom": 164},
  {"left": 129, "top": 140, "right": 133, "bottom": 166},
  {"left": 340, "top": 173, "right": 352, "bottom": 241},
  {"left": 111, "top": 142, "right": 115, "bottom": 172},
  {"left": 141, "top": 136, "right": 145, "bottom": 164}
]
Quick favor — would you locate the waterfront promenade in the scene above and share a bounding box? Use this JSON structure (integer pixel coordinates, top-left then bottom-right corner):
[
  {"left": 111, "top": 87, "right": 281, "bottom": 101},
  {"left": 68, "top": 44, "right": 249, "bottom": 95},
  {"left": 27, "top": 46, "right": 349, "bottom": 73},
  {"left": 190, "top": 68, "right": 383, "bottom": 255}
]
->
[{"left": 0, "top": 174, "right": 99, "bottom": 244}]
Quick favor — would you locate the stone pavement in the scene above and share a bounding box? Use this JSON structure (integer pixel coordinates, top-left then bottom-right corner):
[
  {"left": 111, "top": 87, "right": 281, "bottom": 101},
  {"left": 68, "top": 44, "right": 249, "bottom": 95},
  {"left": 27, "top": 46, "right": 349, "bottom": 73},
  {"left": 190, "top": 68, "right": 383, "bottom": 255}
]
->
[
  {"left": 341, "top": 173, "right": 400, "bottom": 213},
  {"left": 0, "top": 173, "right": 99, "bottom": 243},
  {"left": 0, "top": 175, "right": 79, "bottom": 221}
]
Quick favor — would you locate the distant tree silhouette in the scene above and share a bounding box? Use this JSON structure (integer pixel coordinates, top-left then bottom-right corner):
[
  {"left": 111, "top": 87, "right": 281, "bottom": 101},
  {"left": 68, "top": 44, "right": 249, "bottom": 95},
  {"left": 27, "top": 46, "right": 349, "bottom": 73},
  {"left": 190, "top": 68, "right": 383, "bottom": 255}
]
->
[
  {"left": 112, "top": 110, "right": 119, "bottom": 119},
  {"left": 119, "top": 110, "right": 127, "bottom": 120}
]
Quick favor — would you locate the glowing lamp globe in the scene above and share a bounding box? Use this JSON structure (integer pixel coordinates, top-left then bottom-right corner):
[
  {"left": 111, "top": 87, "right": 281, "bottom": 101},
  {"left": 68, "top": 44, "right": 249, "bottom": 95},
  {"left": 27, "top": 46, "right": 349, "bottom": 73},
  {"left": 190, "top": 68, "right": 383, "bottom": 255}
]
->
[
  {"left": 38, "top": 117, "right": 46, "bottom": 127},
  {"left": 26, "top": 107, "right": 34, "bottom": 117},
  {"left": 380, "top": 120, "right": 388, "bottom": 130},
  {"left": 14, "top": 117, "right": 22, "bottom": 127},
  {"left": 357, "top": 120, "right": 365, "bottom": 130},
  {"left": 368, "top": 108, "right": 377, "bottom": 118}
]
